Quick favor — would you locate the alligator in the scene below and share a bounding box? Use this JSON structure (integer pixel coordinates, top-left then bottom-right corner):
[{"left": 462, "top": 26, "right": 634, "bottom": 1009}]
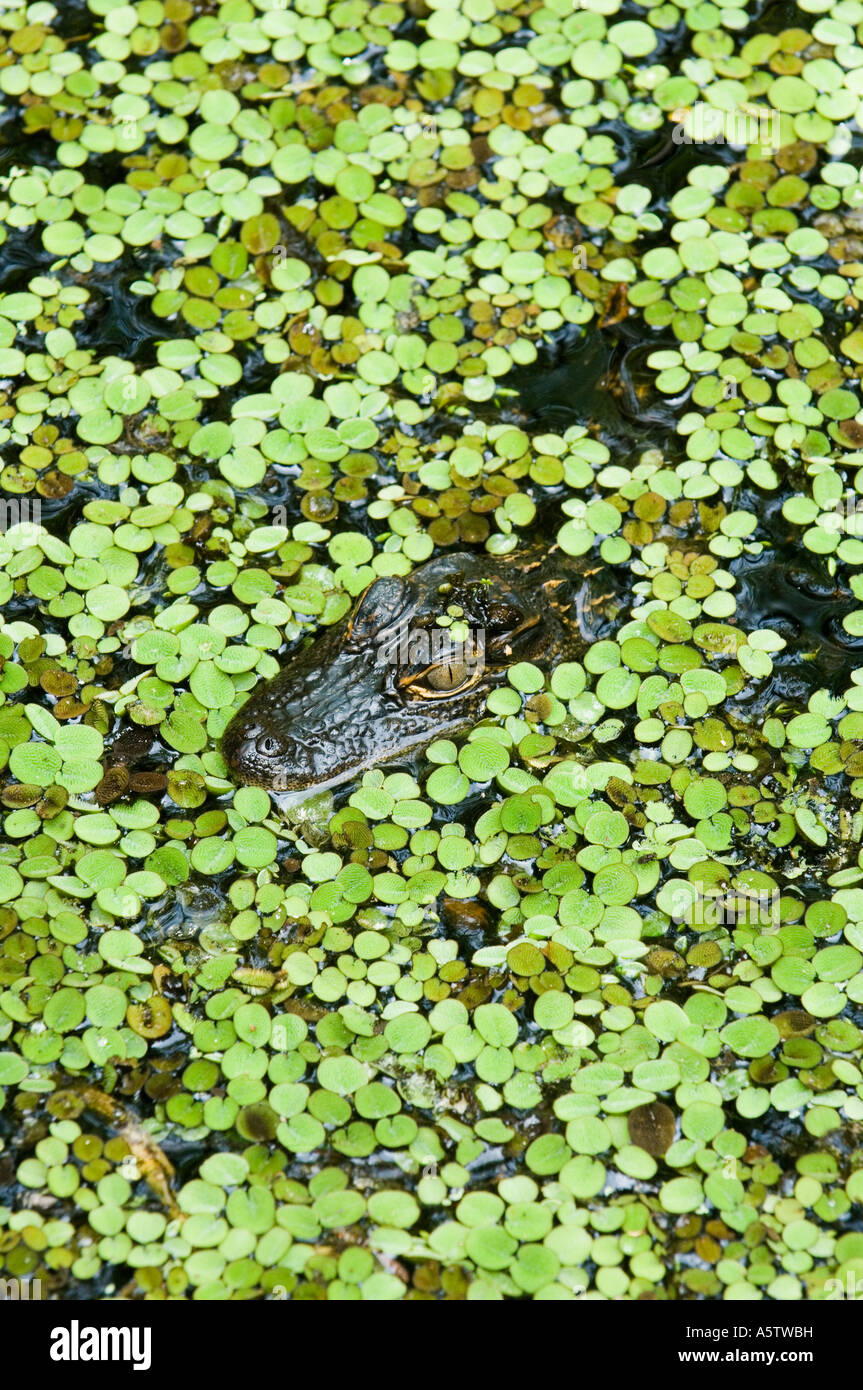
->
[{"left": 222, "top": 548, "right": 618, "bottom": 793}]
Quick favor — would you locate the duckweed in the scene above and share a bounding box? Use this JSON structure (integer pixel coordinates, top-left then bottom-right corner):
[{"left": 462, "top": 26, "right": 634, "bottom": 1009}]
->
[{"left": 2, "top": 0, "right": 863, "bottom": 1306}]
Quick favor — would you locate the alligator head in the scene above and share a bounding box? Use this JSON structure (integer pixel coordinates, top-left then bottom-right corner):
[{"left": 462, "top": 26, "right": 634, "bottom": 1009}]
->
[{"left": 221, "top": 549, "right": 607, "bottom": 793}]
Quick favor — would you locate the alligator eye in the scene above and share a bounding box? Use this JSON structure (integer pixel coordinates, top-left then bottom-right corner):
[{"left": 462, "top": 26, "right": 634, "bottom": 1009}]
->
[
  {"left": 256, "top": 735, "right": 281, "bottom": 757},
  {"left": 426, "top": 659, "right": 470, "bottom": 690},
  {"left": 403, "top": 659, "right": 480, "bottom": 698}
]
